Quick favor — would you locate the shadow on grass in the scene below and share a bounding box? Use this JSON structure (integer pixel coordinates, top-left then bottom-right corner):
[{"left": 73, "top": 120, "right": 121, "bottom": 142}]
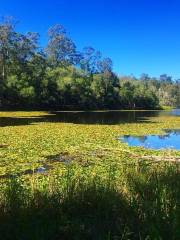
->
[
  {"left": 0, "top": 183, "right": 133, "bottom": 240},
  {"left": 125, "top": 167, "right": 180, "bottom": 239},
  {"left": 0, "top": 166, "right": 179, "bottom": 240},
  {"left": 0, "top": 110, "right": 160, "bottom": 127}
]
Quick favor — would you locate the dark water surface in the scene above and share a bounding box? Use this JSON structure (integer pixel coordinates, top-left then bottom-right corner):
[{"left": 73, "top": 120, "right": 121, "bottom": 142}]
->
[
  {"left": 49, "top": 110, "right": 159, "bottom": 124},
  {"left": 0, "top": 109, "right": 179, "bottom": 127},
  {"left": 49, "top": 109, "right": 180, "bottom": 124}
]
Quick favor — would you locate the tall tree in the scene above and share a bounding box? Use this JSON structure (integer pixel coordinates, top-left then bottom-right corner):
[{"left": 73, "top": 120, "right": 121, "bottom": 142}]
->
[
  {"left": 80, "top": 47, "right": 101, "bottom": 74},
  {"left": 0, "top": 17, "right": 17, "bottom": 83},
  {"left": 97, "top": 57, "right": 113, "bottom": 73},
  {"left": 46, "top": 24, "right": 76, "bottom": 67}
]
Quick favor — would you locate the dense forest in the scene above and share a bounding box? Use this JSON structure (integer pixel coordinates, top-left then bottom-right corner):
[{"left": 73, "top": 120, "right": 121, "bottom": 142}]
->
[{"left": 0, "top": 17, "right": 180, "bottom": 110}]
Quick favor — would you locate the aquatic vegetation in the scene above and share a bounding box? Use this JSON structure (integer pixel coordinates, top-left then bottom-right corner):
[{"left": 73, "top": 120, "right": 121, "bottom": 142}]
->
[{"left": 0, "top": 111, "right": 180, "bottom": 239}]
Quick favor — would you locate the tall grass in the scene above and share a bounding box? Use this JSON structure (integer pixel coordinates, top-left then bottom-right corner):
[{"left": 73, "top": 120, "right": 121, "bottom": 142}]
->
[{"left": 0, "top": 163, "right": 179, "bottom": 240}]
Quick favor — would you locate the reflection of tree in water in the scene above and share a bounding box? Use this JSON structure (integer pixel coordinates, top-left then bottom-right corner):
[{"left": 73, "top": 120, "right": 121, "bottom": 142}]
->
[
  {"left": 123, "top": 135, "right": 130, "bottom": 139},
  {"left": 164, "top": 129, "right": 180, "bottom": 136},
  {"left": 136, "top": 136, "right": 148, "bottom": 143},
  {"left": 123, "top": 135, "right": 148, "bottom": 143},
  {"left": 171, "top": 109, "right": 180, "bottom": 116},
  {"left": 0, "top": 111, "right": 159, "bottom": 126},
  {"left": 156, "top": 129, "right": 180, "bottom": 140},
  {"left": 121, "top": 129, "right": 180, "bottom": 150},
  {"left": 158, "top": 134, "right": 170, "bottom": 139}
]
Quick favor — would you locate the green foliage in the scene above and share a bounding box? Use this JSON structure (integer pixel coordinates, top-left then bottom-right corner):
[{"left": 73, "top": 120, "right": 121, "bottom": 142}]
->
[{"left": 0, "top": 17, "right": 179, "bottom": 110}]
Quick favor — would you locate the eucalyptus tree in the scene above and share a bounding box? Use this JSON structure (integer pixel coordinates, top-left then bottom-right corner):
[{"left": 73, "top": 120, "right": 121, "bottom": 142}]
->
[
  {"left": 46, "top": 24, "right": 77, "bottom": 67},
  {"left": 80, "top": 47, "right": 101, "bottom": 74},
  {"left": 0, "top": 17, "right": 17, "bottom": 83},
  {"left": 97, "top": 57, "right": 113, "bottom": 73}
]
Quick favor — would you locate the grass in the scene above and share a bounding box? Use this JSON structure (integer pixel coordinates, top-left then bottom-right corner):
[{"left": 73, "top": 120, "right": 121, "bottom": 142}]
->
[
  {"left": 0, "top": 164, "right": 180, "bottom": 239},
  {"left": 0, "top": 111, "right": 180, "bottom": 239}
]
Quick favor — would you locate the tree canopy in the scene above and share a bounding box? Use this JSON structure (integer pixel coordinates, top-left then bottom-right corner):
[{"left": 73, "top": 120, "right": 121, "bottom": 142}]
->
[{"left": 0, "top": 17, "right": 179, "bottom": 110}]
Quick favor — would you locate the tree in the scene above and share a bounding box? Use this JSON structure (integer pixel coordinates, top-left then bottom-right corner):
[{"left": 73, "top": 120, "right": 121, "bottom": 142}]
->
[
  {"left": 80, "top": 47, "right": 101, "bottom": 74},
  {"left": 120, "top": 81, "right": 135, "bottom": 108},
  {"left": 0, "top": 16, "right": 177, "bottom": 110},
  {"left": 0, "top": 16, "right": 17, "bottom": 83},
  {"left": 97, "top": 57, "right": 113, "bottom": 73},
  {"left": 140, "top": 73, "right": 150, "bottom": 81},
  {"left": 159, "top": 74, "right": 172, "bottom": 84},
  {"left": 46, "top": 24, "right": 77, "bottom": 67}
]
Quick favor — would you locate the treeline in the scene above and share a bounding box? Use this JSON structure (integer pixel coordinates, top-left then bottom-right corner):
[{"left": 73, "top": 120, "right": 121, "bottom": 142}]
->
[{"left": 0, "top": 17, "right": 179, "bottom": 110}]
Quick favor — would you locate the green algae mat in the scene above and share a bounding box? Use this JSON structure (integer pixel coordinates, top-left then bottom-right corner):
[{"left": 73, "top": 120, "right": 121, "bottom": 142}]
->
[{"left": 0, "top": 111, "right": 180, "bottom": 177}]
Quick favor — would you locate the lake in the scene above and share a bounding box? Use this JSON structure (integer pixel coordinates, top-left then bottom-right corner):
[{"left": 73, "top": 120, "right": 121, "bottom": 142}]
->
[
  {"left": 119, "top": 129, "right": 180, "bottom": 150},
  {"left": 49, "top": 108, "right": 180, "bottom": 124},
  {"left": 0, "top": 109, "right": 180, "bottom": 127},
  {"left": 113, "top": 109, "right": 180, "bottom": 150}
]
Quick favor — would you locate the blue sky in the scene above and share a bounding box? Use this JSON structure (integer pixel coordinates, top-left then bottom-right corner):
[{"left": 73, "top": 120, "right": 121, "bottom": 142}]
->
[{"left": 1, "top": 0, "right": 180, "bottom": 79}]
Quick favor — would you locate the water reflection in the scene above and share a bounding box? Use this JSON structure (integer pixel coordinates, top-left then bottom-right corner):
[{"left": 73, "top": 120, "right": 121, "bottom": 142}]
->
[
  {"left": 119, "top": 129, "right": 180, "bottom": 150},
  {"left": 170, "top": 109, "right": 180, "bottom": 116},
  {"left": 49, "top": 109, "right": 179, "bottom": 124},
  {"left": 0, "top": 109, "right": 179, "bottom": 126},
  {"left": 49, "top": 111, "right": 159, "bottom": 124}
]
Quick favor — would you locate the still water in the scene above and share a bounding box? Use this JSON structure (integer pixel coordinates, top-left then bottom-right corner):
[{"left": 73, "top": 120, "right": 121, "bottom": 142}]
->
[
  {"left": 49, "top": 109, "right": 180, "bottom": 124},
  {"left": 119, "top": 129, "right": 180, "bottom": 150},
  {"left": 0, "top": 109, "right": 179, "bottom": 127},
  {"left": 116, "top": 109, "right": 180, "bottom": 150}
]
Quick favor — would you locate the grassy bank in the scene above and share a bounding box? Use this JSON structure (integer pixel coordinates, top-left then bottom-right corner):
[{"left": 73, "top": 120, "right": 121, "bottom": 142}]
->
[{"left": 0, "top": 111, "right": 180, "bottom": 239}]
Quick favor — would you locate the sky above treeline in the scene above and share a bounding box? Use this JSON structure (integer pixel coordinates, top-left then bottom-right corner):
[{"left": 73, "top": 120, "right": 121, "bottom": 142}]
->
[{"left": 1, "top": 0, "right": 180, "bottom": 79}]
